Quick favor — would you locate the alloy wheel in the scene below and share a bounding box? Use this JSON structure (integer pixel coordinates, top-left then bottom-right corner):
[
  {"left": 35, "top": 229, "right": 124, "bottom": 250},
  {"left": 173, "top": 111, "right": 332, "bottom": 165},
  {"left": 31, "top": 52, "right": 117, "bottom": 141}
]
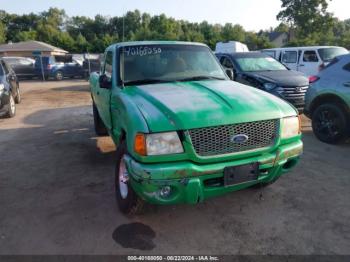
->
[{"left": 118, "top": 156, "right": 129, "bottom": 199}]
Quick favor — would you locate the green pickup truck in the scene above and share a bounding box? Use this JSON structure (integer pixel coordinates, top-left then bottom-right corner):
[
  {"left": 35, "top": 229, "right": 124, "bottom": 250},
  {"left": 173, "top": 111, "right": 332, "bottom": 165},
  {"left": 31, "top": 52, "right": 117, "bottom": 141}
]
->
[{"left": 90, "top": 41, "right": 303, "bottom": 214}]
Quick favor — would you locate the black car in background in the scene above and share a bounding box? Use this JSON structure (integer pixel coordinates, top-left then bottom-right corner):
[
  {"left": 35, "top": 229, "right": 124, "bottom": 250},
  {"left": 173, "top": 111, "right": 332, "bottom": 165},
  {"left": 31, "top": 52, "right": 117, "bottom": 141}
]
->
[
  {"left": 2, "top": 57, "right": 38, "bottom": 80},
  {"left": 0, "top": 59, "right": 21, "bottom": 118},
  {"left": 216, "top": 52, "right": 309, "bottom": 112}
]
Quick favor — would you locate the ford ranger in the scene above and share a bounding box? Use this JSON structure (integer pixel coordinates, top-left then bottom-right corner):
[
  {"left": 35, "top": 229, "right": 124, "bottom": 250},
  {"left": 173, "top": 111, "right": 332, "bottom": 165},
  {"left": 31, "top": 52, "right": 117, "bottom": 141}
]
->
[{"left": 90, "top": 41, "right": 303, "bottom": 214}]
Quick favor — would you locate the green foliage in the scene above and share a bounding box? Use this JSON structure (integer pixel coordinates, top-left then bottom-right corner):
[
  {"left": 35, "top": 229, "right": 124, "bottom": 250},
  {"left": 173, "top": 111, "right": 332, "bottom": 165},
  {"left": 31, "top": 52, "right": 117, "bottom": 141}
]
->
[
  {"left": 0, "top": 21, "right": 5, "bottom": 43},
  {"left": 1, "top": 4, "right": 349, "bottom": 53},
  {"left": 15, "top": 30, "right": 37, "bottom": 41},
  {"left": 275, "top": 22, "right": 289, "bottom": 33},
  {"left": 277, "top": 0, "right": 335, "bottom": 44},
  {"left": 0, "top": 8, "right": 276, "bottom": 52}
]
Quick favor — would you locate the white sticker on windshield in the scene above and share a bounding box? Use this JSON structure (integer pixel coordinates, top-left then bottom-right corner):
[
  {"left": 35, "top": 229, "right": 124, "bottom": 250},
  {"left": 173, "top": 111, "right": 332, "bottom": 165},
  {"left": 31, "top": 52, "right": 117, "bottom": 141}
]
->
[{"left": 124, "top": 46, "right": 162, "bottom": 56}]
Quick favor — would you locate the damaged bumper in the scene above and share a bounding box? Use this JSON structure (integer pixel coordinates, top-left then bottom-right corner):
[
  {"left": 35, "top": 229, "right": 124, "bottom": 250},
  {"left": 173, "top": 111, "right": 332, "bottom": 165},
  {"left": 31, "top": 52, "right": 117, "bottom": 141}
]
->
[{"left": 124, "top": 140, "right": 303, "bottom": 205}]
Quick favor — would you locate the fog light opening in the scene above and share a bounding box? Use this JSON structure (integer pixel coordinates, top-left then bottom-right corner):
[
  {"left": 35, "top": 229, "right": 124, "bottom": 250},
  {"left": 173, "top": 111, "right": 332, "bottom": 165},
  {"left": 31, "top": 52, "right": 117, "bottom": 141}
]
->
[
  {"left": 282, "top": 159, "right": 297, "bottom": 171},
  {"left": 159, "top": 186, "right": 172, "bottom": 198},
  {"left": 260, "top": 169, "right": 269, "bottom": 176}
]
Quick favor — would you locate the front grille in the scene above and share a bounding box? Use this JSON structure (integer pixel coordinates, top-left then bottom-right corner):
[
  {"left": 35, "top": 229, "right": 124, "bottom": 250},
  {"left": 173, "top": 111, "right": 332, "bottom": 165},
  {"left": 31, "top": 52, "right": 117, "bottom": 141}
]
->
[
  {"left": 188, "top": 120, "right": 279, "bottom": 157},
  {"left": 282, "top": 86, "right": 309, "bottom": 111},
  {"left": 282, "top": 86, "right": 308, "bottom": 99}
]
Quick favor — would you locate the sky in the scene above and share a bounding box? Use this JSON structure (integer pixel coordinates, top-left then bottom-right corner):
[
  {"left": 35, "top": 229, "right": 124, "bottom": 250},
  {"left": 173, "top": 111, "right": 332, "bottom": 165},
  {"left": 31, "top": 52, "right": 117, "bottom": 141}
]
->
[{"left": 0, "top": 0, "right": 349, "bottom": 31}]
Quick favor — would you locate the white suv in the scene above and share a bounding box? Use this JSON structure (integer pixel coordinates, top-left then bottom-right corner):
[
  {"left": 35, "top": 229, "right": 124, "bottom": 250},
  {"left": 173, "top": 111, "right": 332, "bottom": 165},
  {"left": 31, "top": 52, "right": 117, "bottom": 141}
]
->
[{"left": 262, "top": 46, "right": 348, "bottom": 76}]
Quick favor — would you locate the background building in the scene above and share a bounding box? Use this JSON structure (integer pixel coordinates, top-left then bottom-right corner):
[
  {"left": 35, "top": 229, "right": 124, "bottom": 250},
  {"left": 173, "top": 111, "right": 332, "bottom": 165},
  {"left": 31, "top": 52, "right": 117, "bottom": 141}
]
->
[{"left": 0, "top": 40, "right": 68, "bottom": 57}]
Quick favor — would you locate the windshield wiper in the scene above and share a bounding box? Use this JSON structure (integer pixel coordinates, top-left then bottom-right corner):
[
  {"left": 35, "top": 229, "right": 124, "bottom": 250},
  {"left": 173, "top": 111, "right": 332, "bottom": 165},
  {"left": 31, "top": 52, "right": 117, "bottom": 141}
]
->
[
  {"left": 177, "top": 76, "right": 226, "bottom": 82},
  {"left": 124, "top": 79, "right": 173, "bottom": 86}
]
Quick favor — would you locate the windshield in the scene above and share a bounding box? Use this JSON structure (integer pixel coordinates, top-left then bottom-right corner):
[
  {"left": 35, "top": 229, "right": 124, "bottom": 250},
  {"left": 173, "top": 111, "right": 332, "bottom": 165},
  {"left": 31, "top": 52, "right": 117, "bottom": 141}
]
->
[
  {"left": 318, "top": 47, "right": 349, "bottom": 62},
  {"left": 120, "top": 44, "right": 226, "bottom": 85},
  {"left": 236, "top": 56, "right": 287, "bottom": 72}
]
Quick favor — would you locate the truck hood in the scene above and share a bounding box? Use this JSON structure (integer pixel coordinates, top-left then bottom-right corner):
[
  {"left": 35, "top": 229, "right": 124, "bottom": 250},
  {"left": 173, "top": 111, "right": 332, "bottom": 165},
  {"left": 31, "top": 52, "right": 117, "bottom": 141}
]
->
[
  {"left": 129, "top": 80, "right": 297, "bottom": 132},
  {"left": 245, "top": 70, "right": 309, "bottom": 87}
]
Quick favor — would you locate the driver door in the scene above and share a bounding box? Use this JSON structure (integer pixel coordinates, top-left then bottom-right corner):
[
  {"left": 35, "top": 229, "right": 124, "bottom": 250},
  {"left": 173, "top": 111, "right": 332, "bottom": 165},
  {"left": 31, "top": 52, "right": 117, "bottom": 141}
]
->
[{"left": 95, "top": 51, "right": 113, "bottom": 130}]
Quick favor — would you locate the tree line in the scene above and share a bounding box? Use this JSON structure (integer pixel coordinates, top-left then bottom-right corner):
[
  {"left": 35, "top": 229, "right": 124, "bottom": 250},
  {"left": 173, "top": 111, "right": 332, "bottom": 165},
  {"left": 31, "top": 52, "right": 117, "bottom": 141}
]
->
[{"left": 0, "top": 0, "right": 349, "bottom": 53}]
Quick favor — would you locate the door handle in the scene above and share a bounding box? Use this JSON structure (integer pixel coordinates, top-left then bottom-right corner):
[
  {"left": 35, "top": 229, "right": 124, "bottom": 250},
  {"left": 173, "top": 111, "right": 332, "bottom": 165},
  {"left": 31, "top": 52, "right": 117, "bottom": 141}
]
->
[
  {"left": 299, "top": 64, "right": 305, "bottom": 67},
  {"left": 97, "top": 91, "right": 100, "bottom": 95},
  {"left": 343, "top": 82, "right": 350, "bottom": 87}
]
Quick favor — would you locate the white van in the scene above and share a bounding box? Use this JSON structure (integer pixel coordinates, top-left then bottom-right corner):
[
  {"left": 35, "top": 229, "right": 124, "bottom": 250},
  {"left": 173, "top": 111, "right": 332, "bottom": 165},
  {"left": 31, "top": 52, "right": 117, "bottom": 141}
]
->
[
  {"left": 261, "top": 46, "right": 348, "bottom": 76},
  {"left": 215, "top": 41, "right": 249, "bottom": 53}
]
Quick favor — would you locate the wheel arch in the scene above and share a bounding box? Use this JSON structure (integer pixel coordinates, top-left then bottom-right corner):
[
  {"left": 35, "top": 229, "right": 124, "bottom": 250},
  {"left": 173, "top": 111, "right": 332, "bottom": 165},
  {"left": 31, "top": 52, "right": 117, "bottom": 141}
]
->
[{"left": 309, "top": 94, "right": 350, "bottom": 116}]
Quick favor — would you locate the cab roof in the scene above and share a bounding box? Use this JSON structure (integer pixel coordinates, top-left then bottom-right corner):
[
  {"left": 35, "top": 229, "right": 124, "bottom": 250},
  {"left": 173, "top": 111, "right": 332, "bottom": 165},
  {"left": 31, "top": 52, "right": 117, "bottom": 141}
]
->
[
  {"left": 106, "top": 41, "right": 208, "bottom": 51},
  {"left": 263, "top": 46, "right": 346, "bottom": 51}
]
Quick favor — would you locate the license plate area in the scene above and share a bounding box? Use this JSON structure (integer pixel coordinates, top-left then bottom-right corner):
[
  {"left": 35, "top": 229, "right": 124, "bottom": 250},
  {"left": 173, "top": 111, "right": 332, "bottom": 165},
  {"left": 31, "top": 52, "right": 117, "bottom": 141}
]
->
[{"left": 224, "top": 163, "right": 259, "bottom": 186}]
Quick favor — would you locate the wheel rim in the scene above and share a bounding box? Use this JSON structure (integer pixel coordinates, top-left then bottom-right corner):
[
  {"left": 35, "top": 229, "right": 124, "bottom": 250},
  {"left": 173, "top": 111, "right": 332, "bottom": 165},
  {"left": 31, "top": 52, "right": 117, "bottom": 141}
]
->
[
  {"left": 9, "top": 95, "right": 15, "bottom": 114},
  {"left": 118, "top": 157, "right": 129, "bottom": 199},
  {"left": 314, "top": 108, "right": 341, "bottom": 139},
  {"left": 57, "top": 72, "right": 63, "bottom": 80}
]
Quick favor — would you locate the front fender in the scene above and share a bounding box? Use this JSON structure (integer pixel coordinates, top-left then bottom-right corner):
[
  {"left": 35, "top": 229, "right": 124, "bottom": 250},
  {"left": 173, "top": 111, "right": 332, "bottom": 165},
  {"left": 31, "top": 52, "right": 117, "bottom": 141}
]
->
[{"left": 110, "top": 90, "right": 149, "bottom": 155}]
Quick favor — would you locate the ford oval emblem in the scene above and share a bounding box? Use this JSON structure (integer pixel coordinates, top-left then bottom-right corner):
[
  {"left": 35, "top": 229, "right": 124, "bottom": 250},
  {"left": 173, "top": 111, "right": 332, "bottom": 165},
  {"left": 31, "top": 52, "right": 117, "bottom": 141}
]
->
[{"left": 231, "top": 134, "right": 249, "bottom": 143}]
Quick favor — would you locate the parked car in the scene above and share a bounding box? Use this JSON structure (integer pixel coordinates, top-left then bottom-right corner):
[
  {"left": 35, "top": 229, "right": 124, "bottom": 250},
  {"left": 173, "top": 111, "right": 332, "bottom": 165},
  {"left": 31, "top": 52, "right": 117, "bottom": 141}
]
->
[
  {"left": 2, "top": 56, "right": 38, "bottom": 80},
  {"left": 305, "top": 54, "right": 350, "bottom": 144},
  {"left": 216, "top": 52, "right": 309, "bottom": 112},
  {"left": 261, "top": 46, "right": 349, "bottom": 76},
  {"left": 34, "top": 56, "right": 86, "bottom": 80},
  {"left": 90, "top": 41, "right": 303, "bottom": 215},
  {"left": 0, "top": 59, "right": 21, "bottom": 118}
]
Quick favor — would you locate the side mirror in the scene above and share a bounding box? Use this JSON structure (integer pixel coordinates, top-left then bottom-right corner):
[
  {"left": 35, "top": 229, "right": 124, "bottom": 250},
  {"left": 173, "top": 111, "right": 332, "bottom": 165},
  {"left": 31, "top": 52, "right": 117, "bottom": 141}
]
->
[
  {"left": 99, "top": 74, "right": 111, "bottom": 89},
  {"left": 225, "top": 68, "right": 234, "bottom": 80}
]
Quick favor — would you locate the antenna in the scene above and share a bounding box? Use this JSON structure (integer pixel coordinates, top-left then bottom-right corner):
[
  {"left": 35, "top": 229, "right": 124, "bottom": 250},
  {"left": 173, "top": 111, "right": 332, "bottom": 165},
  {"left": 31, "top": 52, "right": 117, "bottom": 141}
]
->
[
  {"left": 121, "top": 11, "right": 126, "bottom": 88},
  {"left": 122, "top": 12, "right": 125, "bottom": 42}
]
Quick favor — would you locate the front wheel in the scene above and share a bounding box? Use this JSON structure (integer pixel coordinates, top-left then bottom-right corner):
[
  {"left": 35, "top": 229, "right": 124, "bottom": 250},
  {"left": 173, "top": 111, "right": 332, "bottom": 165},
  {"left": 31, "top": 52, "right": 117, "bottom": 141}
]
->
[
  {"left": 55, "top": 71, "right": 63, "bottom": 81},
  {"left": 5, "top": 94, "right": 16, "bottom": 118},
  {"left": 14, "top": 84, "right": 21, "bottom": 104},
  {"left": 312, "top": 103, "right": 349, "bottom": 144},
  {"left": 115, "top": 142, "right": 145, "bottom": 215}
]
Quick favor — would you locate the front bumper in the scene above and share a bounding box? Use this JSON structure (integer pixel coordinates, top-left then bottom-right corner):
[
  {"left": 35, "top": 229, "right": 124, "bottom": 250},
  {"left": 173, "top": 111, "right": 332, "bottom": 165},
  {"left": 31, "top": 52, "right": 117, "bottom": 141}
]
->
[{"left": 124, "top": 140, "right": 303, "bottom": 205}]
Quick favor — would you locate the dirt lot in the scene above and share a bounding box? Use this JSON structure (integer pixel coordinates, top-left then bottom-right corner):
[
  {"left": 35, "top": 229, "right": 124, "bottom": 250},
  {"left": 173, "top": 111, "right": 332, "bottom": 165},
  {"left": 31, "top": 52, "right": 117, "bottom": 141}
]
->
[{"left": 0, "top": 80, "right": 349, "bottom": 255}]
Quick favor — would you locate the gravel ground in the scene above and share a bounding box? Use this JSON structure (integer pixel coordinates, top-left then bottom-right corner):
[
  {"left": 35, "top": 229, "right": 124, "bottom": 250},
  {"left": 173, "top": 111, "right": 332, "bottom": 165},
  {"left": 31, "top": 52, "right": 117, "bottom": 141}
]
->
[{"left": 0, "top": 80, "right": 349, "bottom": 255}]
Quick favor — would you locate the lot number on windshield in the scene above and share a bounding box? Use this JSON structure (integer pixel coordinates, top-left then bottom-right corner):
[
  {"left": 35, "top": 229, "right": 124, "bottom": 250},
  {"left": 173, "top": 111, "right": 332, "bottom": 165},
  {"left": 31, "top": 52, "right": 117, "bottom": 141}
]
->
[{"left": 124, "top": 46, "right": 162, "bottom": 57}]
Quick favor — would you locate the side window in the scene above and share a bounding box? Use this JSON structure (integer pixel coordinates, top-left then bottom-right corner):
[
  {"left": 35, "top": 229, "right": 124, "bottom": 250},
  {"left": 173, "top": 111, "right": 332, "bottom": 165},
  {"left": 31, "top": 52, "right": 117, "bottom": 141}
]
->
[
  {"left": 263, "top": 51, "right": 275, "bottom": 58},
  {"left": 282, "top": 51, "right": 297, "bottom": 63},
  {"left": 104, "top": 51, "right": 113, "bottom": 78},
  {"left": 303, "top": 50, "right": 319, "bottom": 62},
  {"left": 1, "top": 61, "right": 9, "bottom": 74},
  {"left": 220, "top": 57, "right": 234, "bottom": 69}
]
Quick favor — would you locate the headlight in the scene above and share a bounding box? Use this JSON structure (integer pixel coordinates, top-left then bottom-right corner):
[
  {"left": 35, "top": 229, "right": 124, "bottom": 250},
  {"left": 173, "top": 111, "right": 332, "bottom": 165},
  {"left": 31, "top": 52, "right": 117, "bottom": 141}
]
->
[
  {"left": 134, "top": 132, "right": 184, "bottom": 156},
  {"left": 0, "top": 84, "right": 4, "bottom": 92},
  {"left": 263, "top": 82, "right": 277, "bottom": 91},
  {"left": 281, "top": 116, "right": 301, "bottom": 139}
]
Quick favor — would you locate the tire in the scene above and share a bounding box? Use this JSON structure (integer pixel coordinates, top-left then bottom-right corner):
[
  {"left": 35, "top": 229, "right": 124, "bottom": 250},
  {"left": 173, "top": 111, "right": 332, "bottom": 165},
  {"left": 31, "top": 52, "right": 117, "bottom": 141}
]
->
[
  {"left": 115, "top": 141, "right": 145, "bottom": 215},
  {"left": 311, "top": 103, "right": 349, "bottom": 144},
  {"left": 14, "top": 84, "right": 21, "bottom": 104},
  {"left": 5, "top": 94, "right": 16, "bottom": 118},
  {"left": 55, "top": 71, "right": 63, "bottom": 81},
  {"left": 92, "top": 102, "right": 108, "bottom": 136}
]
